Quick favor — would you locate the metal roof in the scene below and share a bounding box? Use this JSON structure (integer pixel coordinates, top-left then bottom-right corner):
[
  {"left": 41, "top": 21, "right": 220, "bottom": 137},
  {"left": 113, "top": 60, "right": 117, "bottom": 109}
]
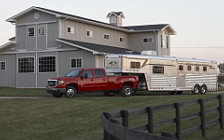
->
[
  {"left": 106, "top": 54, "right": 217, "bottom": 63},
  {"left": 56, "top": 39, "right": 139, "bottom": 55}
]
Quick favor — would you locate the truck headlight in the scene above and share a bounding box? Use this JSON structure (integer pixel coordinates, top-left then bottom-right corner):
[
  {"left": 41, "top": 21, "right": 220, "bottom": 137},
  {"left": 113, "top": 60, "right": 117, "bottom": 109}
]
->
[{"left": 58, "top": 80, "right": 64, "bottom": 86}]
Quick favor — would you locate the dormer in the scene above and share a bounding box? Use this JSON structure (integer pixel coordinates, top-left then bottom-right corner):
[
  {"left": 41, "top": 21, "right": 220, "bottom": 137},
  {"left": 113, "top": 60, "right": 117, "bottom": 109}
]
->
[{"left": 107, "top": 12, "right": 125, "bottom": 27}]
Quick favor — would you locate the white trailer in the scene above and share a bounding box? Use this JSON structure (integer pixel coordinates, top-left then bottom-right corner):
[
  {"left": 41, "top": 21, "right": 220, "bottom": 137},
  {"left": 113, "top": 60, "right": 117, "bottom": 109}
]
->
[{"left": 105, "top": 54, "right": 217, "bottom": 94}]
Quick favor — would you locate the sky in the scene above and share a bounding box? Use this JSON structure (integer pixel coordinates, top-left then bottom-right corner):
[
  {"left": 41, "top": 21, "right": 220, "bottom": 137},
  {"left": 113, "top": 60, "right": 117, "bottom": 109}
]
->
[{"left": 0, "top": 0, "right": 224, "bottom": 63}]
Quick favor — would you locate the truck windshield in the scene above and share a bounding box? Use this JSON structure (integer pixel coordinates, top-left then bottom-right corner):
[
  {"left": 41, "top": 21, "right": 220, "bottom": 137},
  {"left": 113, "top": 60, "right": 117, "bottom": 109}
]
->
[{"left": 65, "top": 69, "right": 82, "bottom": 77}]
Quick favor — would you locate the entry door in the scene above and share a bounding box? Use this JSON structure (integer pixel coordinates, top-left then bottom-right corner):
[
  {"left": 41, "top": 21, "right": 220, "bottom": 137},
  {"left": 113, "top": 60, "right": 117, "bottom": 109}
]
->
[
  {"left": 80, "top": 70, "right": 95, "bottom": 91},
  {"left": 177, "top": 64, "right": 186, "bottom": 87}
]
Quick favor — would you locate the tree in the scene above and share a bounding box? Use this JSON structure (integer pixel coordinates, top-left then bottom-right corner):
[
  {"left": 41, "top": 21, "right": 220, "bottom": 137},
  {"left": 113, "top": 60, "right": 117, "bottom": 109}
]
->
[{"left": 218, "top": 63, "right": 224, "bottom": 75}]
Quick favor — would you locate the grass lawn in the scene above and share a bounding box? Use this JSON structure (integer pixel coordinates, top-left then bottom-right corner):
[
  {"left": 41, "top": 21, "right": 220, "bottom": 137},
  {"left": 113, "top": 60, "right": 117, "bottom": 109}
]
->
[{"left": 0, "top": 88, "right": 224, "bottom": 140}]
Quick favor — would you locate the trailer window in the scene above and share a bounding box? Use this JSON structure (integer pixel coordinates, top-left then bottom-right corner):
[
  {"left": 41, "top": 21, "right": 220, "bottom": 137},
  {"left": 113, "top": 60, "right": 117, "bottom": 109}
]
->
[
  {"left": 153, "top": 66, "right": 164, "bottom": 74},
  {"left": 179, "top": 65, "right": 184, "bottom": 71},
  {"left": 187, "top": 66, "right": 191, "bottom": 71},
  {"left": 130, "top": 62, "right": 141, "bottom": 69},
  {"left": 203, "top": 66, "right": 207, "bottom": 72},
  {"left": 195, "top": 66, "right": 200, "bottom": 71}
]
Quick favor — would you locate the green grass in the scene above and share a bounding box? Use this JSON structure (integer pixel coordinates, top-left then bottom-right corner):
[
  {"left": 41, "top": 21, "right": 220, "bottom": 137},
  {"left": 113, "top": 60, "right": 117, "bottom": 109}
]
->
[{"left": 0, "top": 87, "right": 224, "bottom": 140}]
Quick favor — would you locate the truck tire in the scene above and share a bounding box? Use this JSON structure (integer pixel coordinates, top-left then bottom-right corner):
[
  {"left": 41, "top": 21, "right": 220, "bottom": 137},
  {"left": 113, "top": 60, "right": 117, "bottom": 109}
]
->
[
  {"left": 200, "top": 84, "right": 207, "bottom": 94},
  {"left": 65, "top": 86, "right": 78, "bottom": 98},
  {"left": 52, "top": 92, "right": 63, "bottom": 98},
  {"left": 192, "top": 84, "right": 201, "bottom": 94},
  {"left": 121, "top": 85, "right": 132, "bottom": 97}
]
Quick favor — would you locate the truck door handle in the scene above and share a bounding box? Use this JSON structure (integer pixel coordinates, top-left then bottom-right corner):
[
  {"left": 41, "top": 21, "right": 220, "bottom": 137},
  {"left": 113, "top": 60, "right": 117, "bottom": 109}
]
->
[{"left": 102, "top": 79, "right": 106, "bottom": 81}]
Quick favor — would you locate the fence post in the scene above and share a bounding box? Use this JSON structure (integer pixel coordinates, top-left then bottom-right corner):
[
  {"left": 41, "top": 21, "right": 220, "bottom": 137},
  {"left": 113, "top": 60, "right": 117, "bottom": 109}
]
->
[
  {"left": 218, "top": 95, "right": 224, "bottom": 129},
  {"left": 175, "top": 103, "right": 181, "bottom": 139},
  {"left": 147, "top": 106, "right": 154, "bottom": 134},
  {"left": 199, "top": 99, "right": 206, "bottom": 137},
  {"left": 121, "top": 110, "right": 129, "bottom": 127},
  {"left": 103, "top": 112, "right": 111, "bottom": 140}
]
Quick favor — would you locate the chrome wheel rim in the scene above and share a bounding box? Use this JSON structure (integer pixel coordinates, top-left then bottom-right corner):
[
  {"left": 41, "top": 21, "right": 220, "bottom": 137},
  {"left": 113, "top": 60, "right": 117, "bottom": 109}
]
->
[
  {"left": 201, "top": 87, "right": 206, "bottom": 94},
  {"left": 194, "top": 87, "right": 199, "bottom": 94},
  {"left": 66, "top": 89, "right": 75, "bottom": 97},
  {"left": 125, "top": 87, "right": 131, "bottom": 96}
]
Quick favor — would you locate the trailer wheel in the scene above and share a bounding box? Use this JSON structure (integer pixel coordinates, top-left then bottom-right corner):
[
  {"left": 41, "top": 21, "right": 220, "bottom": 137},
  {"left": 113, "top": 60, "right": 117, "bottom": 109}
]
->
[
  {"left": 176, "top": 91, "right": 183, "bottom": 95},
  {"left": 169, "top": 91, "right": 176, "bottom": 95},
  {"left": 121, "top": 85, "right": 132, "bottom": 97},
  {"left": 52, "top": 92, "right": 63, "bottom": 98},
  {"left": 192, "top": 84, "right": 201, "bottom": 94},
  {"left": 200, "top": 84, "right": 207, "bottom": 94},
  {"left": 65, "top": 86, "right": 78, "bottom": 98}
]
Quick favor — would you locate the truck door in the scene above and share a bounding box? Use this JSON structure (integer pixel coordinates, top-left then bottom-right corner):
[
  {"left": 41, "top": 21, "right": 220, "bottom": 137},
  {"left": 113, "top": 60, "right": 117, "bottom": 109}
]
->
[
  {"left": 93, "top": 69, "right": 108, "bottom": 90},
  {"left": 80, "top": 70, "right": 95, "bottom": 91}
]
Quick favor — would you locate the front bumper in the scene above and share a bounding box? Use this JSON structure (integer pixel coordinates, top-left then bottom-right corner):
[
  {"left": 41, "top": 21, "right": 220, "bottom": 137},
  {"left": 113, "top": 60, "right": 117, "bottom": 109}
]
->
[{"left": 47, "top": 87, "right": 66, "bottom": 94}]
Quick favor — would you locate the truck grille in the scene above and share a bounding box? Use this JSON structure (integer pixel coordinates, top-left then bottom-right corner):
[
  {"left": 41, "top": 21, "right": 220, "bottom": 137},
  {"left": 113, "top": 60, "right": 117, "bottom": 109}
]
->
[{"left": 48, "top": 80, "right": 57, "bottom": 87}]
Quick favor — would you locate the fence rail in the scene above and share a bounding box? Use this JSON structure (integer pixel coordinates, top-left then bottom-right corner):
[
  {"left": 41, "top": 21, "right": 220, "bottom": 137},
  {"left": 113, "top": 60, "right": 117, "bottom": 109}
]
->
[{"left": 102, "top": 95, "right": 224, "bottom": 140}]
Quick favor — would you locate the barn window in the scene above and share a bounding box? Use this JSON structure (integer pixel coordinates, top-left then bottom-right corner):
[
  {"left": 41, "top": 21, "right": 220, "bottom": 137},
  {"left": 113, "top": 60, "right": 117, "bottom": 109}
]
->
[
  {"left": 104, "top": 34, "right": 110, "bottom": 40},
  {"left": 28, "top": 27, "right": 35, "bottom": 37},
  {"left": 203, "top": 66, "right": 207, "bottom": 72},
  {"left": 153, "top": 66, "right": 164, "bottom": 74},
  {"left": 18, "top": 57, "right": 34, "bottom": 73},
  {"left": 39, "top": 56, "right": 56, "bottom": 72},
  {"left": 195, "top": 66, "right": 200, "bottom": 71},
  {"left": 0, "top": 62, "right": 6, "bottom": 70},
  {"left": 67, "top": 27, "right": 74, "bottom": 34},
  {"left": 187, "top": 66, "right": 191, "bottom": 71},
  {"left": 86, "top": 30, "right": 93, "bottom": 37},
  {"left": 38, "top": 26, "right": 45, "bottom": 36},
  {"left": 143, "top": 37, "right": 153, "bottom": 43},
  {"left": 130, "top": 62, "right": 141, "bottom": 69},
  {"left": 179, "top": 65, "right": 184, "bottom": 71},
  {"left": 71, "top": 58, "right": 83, "bottom": 69}
]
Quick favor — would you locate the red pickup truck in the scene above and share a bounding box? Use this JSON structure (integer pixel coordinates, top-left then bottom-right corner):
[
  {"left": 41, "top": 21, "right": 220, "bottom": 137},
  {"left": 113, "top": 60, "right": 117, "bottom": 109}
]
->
[{"left": 47, "top": 68, "right": 139, "bottom": 98}]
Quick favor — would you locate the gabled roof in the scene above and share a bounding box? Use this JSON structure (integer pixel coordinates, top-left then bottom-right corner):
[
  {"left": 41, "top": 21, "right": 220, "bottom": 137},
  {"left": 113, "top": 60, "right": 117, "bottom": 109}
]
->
[
  {"left": 6, "top": 6, "right": 176, "bottom": 34},
  {"left": 56, "top": 38, "right": 139, "bottom": 55},
  {"left": 107, "top": 12, "right": 125, "bottom": 18},
  {"left": 124, "top": 24, "right": 176, "bottom": 35},
  {"left": 0, "top": 41, "right": 15, "bottom": 50}
]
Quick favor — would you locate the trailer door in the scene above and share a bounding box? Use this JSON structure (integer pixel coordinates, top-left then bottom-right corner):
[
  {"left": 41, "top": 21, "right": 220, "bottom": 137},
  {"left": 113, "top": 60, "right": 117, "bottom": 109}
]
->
[{"left": 177, "top": 64, "right": 186, "bottom": 87}]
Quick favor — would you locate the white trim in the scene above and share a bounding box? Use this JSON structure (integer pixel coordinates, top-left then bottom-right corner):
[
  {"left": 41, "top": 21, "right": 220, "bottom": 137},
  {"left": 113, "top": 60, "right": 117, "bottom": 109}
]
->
[
  {"left": 35, "top": 53, "right": 38, "bottom": 87},
  {"left": 56, "top": 52, "right": 59, "bottom": 77},
  {"left": 0, "top": 61, "right": 6, "bottom": 70},
  {"left": 17, "top": 56, "right": 35, "bottom": 74},
  {"left": 46, "top": 23, "right": 48, "bottom": 49},
  {"left": 35, "top": 25, "right": 38, "bottom": 50},
  {"left": 16, "top": 21, "right": 57, "bottom": 26},
  {"left": 37, "top": 55, "right": 57, "bottom": 73},
  {"left": 56, "top": 39, "right": 100, "bottom": 54},
  {"left": 0, "top": 41, "right": 15, "bottom": 50},
  {"left": 6, "top": 7, "right": 61, "bottom": 22},
  {"left": 70, "top": 57, "right": 83, "bottom": 69},
  {"left": 0, "top": 48, "right": 79, "bottom": 54}
]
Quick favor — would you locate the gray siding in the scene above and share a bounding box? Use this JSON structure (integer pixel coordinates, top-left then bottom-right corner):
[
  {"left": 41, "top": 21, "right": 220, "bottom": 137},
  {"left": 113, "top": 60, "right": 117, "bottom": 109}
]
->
[
  {"left": 0, "top": 54, "right": 16, "bottom": 87},
  {"left": 129, "top": 32, "right": 158, "bottom": 53},
  {"left": 58, "top": 50, "right": 96, "bottom": 77},
  {"left": 16, "top": 10, "right": 57, "bottom": 24},
  {"left": 59, "top": 19, "right": 129, "bottom": 49},
  {"left": 47, "top": 22, "right": 60, "bottom": 48}
]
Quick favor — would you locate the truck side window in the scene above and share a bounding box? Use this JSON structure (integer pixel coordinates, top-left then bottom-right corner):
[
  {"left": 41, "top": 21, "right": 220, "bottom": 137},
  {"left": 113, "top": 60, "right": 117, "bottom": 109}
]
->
[
  {"left": 82, "top": 70, "right": 93, "bottom": 78},
  {"left": 94, "top": 69, "right": 105, "bottom": 77}
]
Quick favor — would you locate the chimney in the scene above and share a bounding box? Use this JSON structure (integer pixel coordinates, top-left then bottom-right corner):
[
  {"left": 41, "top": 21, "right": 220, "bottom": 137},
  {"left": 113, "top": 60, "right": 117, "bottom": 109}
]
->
[{"left": 107, "top": 12, "right": 125, "bottom": 27}]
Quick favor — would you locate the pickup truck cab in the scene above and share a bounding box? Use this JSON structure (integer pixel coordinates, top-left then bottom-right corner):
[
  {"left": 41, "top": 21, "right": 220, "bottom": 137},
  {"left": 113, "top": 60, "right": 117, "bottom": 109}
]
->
[{"left": 47, "top": 68, "right": 139, "bottom": 98}]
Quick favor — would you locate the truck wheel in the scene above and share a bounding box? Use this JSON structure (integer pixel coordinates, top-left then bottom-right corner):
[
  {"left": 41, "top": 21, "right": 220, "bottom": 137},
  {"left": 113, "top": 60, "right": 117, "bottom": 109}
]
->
[
  {"left": 200, "top": 84, "right": 207, "bottom": 94},
  {"left": 121, "top": 85, "right": 132, "bottom": 97},
  {"left": 169, "top": 91, "right": 176, "bottom": 95},
  {"left": 52, "top": 92, "right": 63, "bottom": 98},
  {"left": 192, "top": 84, "right": 201, "bottom": 94},
  {"left": 65, "top": 86, "right": 78, "bottom": 98}
]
